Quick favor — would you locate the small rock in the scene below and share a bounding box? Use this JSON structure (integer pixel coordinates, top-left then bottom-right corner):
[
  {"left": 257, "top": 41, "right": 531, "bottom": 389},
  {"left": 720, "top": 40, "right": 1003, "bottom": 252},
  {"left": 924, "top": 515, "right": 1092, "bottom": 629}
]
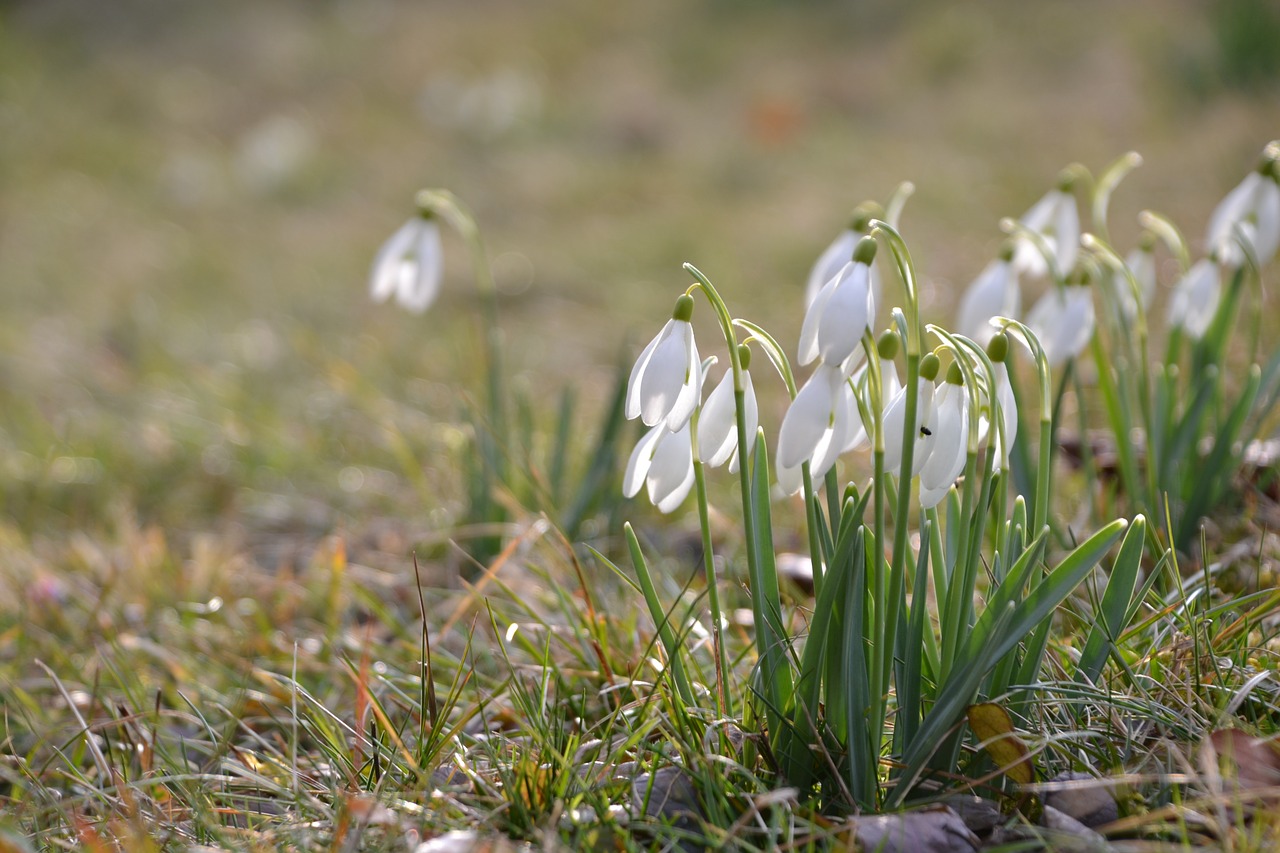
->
[
  {"left": 631, "top": 765, "right": 701, "bottom": 825},
  {"left": 1044, "top": 771, "right": 1119, "bottom": 828},
  {"left": 1039, "top": 805, "right": 1110, "bottom": 852},
  {"left": 849, "top": 805, "right": 979, "bottom": 853},
  {"left": 941, "top": 795, "right": 1004, "bottom": 836}
]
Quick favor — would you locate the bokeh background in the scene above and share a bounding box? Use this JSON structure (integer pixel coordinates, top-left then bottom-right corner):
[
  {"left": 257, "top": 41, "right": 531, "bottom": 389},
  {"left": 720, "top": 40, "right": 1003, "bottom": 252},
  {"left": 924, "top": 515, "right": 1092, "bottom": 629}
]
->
[{"left": 2, "top": 0, "right": 1278, "bottom": 567}]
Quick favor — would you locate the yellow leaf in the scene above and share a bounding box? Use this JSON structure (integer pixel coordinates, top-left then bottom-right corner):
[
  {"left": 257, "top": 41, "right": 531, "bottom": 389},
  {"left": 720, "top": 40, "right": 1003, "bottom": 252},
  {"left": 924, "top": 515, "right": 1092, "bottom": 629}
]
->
[{"left": 967, "top": 702, "right": 1033, "bottom": 785}]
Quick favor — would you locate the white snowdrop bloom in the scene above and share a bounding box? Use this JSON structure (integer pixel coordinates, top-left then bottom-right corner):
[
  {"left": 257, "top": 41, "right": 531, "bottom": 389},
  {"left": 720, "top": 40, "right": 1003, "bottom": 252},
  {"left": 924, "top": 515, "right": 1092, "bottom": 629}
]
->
[
  {"left": 805, "top": 229, "right": 857, "bottom": 308},
  {"left": 1166, "top": 258, "right": 1222, "bottom": 341},
  {"left": 697, "top": 361, "right": 758, "bottom": 469},
  {"left": 918, "top": 368, "right": 970, "bottom": 509},
  {"left": 882, "top": 373, "right": 936, "bottom": 477},
  {"left": 625, "top": 296, "right": 701, "bottom": 430},
  {"left": 843, "top": 359, "right": 901, "bottom": 454},
  {"left": 798, "top": 238, "right": 878, "bottom": 366},
  {"left": 776, "top": 458, "right": 804, "bottom": 497},
  {"left": 956, "top": 252, "right": 1020, "bottom": 345},
  {"left": 1025, "top": 284, "right": 1095, "bottom": 368},
  {"left": 988, "top": 358, "right": 1018, "bottom": 472},
  {"left": 810, "top": 376, "right": 862, "bottom": 480},
  {"left": 370, "top": 215, "right": 444, "bottom": 314},
  {"left": 1116, "top": 241, "right": 1157, "bottom": 322},
  {"left": 623, "top": 420, "right": 695, "bottom": 514},
  {"left": 1206, "top": 167, "right": 1280, "bottom": 269},
  {"left": 1012, "top": 185, "right": 1080, "bottom": 281},
  {"left": 777, "top": 363, "right": 860, "bottom": 480}
]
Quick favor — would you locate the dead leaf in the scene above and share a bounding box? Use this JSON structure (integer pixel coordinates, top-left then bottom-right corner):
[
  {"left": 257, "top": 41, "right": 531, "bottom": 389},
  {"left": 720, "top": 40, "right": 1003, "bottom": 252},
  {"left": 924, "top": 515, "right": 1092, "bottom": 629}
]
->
[{"left": 967, "top": 703, "right": 1033, "bottom": 785}]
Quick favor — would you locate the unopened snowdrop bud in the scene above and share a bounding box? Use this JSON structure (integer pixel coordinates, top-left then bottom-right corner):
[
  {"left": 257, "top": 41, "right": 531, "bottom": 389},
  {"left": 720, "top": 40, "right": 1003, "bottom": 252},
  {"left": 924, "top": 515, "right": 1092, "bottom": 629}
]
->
[
  {"left": 623, "top": 420, "right": 695, "bottom": 514},
  {"left": 877, "top": 328, "right": 901, "bottom": 360},
  {"left": 626, "top": 294, "right": 702, "bottom": 430},
  {"left": 1206, "top": 145, "right": 1280, "bottom": 269},
  {"left": 1013, "top": 170, "right": 1080, "bottom": 280},
  {"left": 1117, "top": 232, "right": 1157, "bottom": 322},
  {"left": 698, "top": 345, "right": 758, "bottom": 469},
  {"left": 1025, "top": 276, "right": 1095, "bottom": 368},
  {"left": 956, "top": 241, "right": 1020, "bottom": 345},
  {"left": 919, "top": 362, "right": 970, "bottom": 508},
  {"left": 883, "top": 352, "right": 938, "bottom": 475},
  {"left": 804, "top": 202, "right": 885, "bottom": 307},
  {"left": 369, "top": 210, "right": 444, "bottom": 314},
  {"left": 1166, "top": 258, "right": 1221, "bottom": 340},
  {"left": 982, "top": 333, "right": 1018, "bottom": 471},
  {"left": 799, "top": 237, "right": 878, "bottom": 367}
]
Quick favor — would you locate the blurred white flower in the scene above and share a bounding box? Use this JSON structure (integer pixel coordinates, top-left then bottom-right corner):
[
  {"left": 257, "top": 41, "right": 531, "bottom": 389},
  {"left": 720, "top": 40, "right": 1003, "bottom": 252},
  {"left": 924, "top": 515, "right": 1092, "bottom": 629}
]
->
[
  {"left": 697, "top": 365, "right": 758, "bottom": 469},
  {"left": 626, "top": 300, "right": 701, "bottom": 430},
  {"left": 799, "top": 257, "right": 876, "bottom": 367},
  {"left": 623, "top": 420, "right": 695, "bottom": 514},
  {"left": 956, "top": 254, "right": 1019, "bottom": 345},
  {"left": 1114, "top": 242, "right": 1156, "bottom": 322},
  {"left": 806, "top": 229, "right": 857, "bottom": 308},
  {"left": 1206, "top": 168, "right": 1280, "bottom": 269},
  {"left": 370, "top": 215, "right": 444, "bottom": 314},
  {"left": 988, "top": 360, "right": 1018, "bottom": 472},
  {"left": 918, "top": 372, "right": 969, "bottom": 508},
  {"left": 1013, "top": 186, "right": 1079, "bottom": 280},
  {"left": 1026, "top": 284, "right": 1095, "bottom": 367},
  {"left": 1166, "top": 258, "right": 1221, "bottom": 340}
]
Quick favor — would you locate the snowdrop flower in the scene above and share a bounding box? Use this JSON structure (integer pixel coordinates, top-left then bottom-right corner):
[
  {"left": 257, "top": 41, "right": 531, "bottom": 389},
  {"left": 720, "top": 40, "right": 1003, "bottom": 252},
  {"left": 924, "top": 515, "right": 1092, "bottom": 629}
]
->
[
  {"left": 1166, "top": 258, "right": 1221, "bottom": 340},
  {"left": 1115, "top": 234, "right": 1157, "bottom": 323},
  {"left": 623, "top": 419, "right": 695, "bottom": 514},
  {"left": 1025, "top": 281, "right": 1095, "bottom": 368},
  {"left": 1206, "top": 150, "right": 1280, "bottom": 269},
  {"left": 883, "top": 353, "right": 939, "bottom": 476},
  {"left": 697, "top": 346, "right": 758, "bottom": 470},
  {"left": 919, "top": 363, "right": 970, "bottom": 508},
  {"left": 798, "top": 236, "right": 877, "bottom": 367},
  {"left": 805, "top": 202, "right": 884, "bottom": 308},
  {"left": 976, "top": 333, "right": 1018, "bottom": 472},
  {"left": 955, "top": 243, "right": 1020, "bottom": 345},
  {"left": 626, "top": 294, "right": 701, "bottom": 430},
  {"left": 370, "top": 213, "right": 444, "bottom": 314},
  {"left": 844, "top": 330, "right": 903, "bottom": 454},
  {"left": 777, "top": 363, "right": 862, "bottom": 481},
  {"left": 1012, "top": 174, "right": 1080, "bottom": 281}
]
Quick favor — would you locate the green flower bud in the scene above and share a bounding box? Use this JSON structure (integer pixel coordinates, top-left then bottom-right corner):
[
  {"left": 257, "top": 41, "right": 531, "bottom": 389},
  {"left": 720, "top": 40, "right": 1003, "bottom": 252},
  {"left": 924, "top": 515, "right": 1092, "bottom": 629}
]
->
[
  {"left": 853, "top": 235, "right": 878, "bottom": 266},
  {"left": 986, "top": 332, "right": 1010, "bottom": 363},
  {"left": 737, "top": 343, "right": 752, "bottom": 371},
  {"left": 850, "top": 201, "right": 886, "bottom": 233},
  {"left": 877, "top": 329, "right": 901, "bottom": 359},
  {"left": 672, "top": 293, "right": 695, "bottom": 322},
  {"left": 920, "top": 352, "right": 941, "bottom": 382},
  {"left": 945, "top": 360, "right": 964, "bottom": 385},
  {"left": 998, "top": 240, "right": 1017, "bottom": 263}
]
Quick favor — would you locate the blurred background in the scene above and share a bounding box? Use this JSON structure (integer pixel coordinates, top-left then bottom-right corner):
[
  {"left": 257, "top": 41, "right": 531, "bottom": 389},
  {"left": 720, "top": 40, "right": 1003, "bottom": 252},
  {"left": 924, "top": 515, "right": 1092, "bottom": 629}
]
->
[{"left": 1, "top": 0, "right": 1277, "bottom": 564}]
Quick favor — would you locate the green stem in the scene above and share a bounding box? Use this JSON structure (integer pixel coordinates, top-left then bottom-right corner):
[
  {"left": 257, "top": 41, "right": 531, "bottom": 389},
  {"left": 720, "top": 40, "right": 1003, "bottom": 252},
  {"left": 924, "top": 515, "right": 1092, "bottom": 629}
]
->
[{"left": 693, "top": 456, "right": 730, "bottom": 718}]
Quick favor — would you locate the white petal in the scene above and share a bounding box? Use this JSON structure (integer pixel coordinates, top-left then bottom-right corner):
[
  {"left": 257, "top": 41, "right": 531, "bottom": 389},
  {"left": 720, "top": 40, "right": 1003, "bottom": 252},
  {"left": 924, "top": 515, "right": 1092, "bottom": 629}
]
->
[
  {"left": 697, "top": 370, "right": 737, "bottom": 467},
  {"left": 919, "top": 382, "right": 968, "bottom": 501},
  {"left": 400, "top": 220, "right": 443, "bottom": 313},
  {"left": 883, "top": 378, "right": 934, "bottom": 476},
  {"left": 1120, "top": 248, "right": 1156, "bottom": 321},
  {"left": 806, "top": 230, "right": 856, "bottom": 308},
  {"left": 956, "top": 259, "right": 1017, "bottom": 344},
  {"left": 1026, "top": 287, "right": 1094, "bottom": 367},
  {"left": 1166, "top": 259, "right": 1221, "bottom": 340},
  {"left": 662, "top": 324, "right": 701, "bottom": 431},
  {"left": 740, "top": 370, "right": 759, "bottom": 459},
  {"left": 818, "top": 262, "right": 872, "bottom": 366},
  {"left": 992, "top": 362, "right": 1018, "bottom": 471},
  {"left": 623, "top": 423, "right": 665, "bottom": 498},
  {"left": 798, "top": 273, "right": 838, "bottom": 366},
  {"left": 811, "top": 376, "right": 861, "bottom": 479},
  {"left": 1207, "top": 173, "right": 1262, "bottom": 265},
  {"left": 647, "top": 423, "right": 695, "bottom": 513},
  {"left": 632, "top": 322, "right": 686, "bottom": 427},
  {"left": 778, "top": 364, "right": 838, "bottom": 471},
  {"left": 369, "top": 219, "right": 420, "bottom": 303},
  {"left": 1053, "top": 192, "right": 1080, "bottom": 275},
  {"left": 776, "top": 459, "right": 804, "bottom": 496},
  {"left": 1253, "top": 177, "right": 1280, "bottom": 266}
]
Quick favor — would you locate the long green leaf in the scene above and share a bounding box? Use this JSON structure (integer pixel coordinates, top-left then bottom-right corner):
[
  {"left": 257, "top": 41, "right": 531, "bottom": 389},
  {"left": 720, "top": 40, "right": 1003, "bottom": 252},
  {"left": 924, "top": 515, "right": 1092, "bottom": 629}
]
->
[{"left": 1075, "top": 516, "right": 1148, "bottom": 684}]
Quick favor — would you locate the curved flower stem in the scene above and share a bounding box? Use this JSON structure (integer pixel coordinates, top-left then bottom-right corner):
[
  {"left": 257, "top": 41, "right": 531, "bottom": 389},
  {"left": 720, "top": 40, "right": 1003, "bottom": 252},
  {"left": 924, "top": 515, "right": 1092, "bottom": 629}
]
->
[{"left": 997, "top": 319, "right": 1054, "bottom": 536}]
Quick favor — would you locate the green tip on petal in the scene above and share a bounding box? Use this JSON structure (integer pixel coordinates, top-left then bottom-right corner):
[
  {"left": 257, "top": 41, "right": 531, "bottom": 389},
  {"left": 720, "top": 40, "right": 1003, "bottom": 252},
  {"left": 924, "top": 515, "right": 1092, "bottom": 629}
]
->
[
  {"left": 998, "top": 240, "right": 1017, "bottom": 263},
  {"left": 877, "top": 329, "right": 901, "bottom": 359},
  {"left": 920, "top": 352, "right": 941, "bottom": 381},
  {"left": 945, "top": 360, "right": 964, "bottom": 385},
  {"left": 672, "top": 293, "right": 695, "bottom": 322},
  {"left": 737, "top": 343, "right": 752, "bottom": 370},
  {"left": 853, "top": 235, "right": 878, "bottom": 265},
  {"left": 987, "top": 332, "right": 1009, "bottom": 363},
  {"left": 851, "top": 201, "right": 886, "bottom": 233}
]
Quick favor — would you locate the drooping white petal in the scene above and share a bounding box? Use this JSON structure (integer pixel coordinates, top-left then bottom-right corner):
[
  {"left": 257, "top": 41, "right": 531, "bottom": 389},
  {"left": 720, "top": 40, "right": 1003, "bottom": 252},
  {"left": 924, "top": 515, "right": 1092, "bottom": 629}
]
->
[
  {"left": 806, "top": 229, "right": 856, "bottom": 308},
  {"left": 646, "top": 422, "right": 695, "bottom": 513},
  {"left": 882, "top": 378, "right": 934, "bottom": 476},
  {"left": 1013, "top": 189, "right": 1079, "bottom": 280},
  {"left": 1026, "top": 286, "right": 1095, "bottom": 367},
  {"left": 698, "top": 369, "right": 757, "bottom": 468},
  {"left": 1207, "top": 172, "right": 1280, "bottom": 268},
  {"left": 778, "top": 364, "right": 840, "bottom": 471},
  {"left": 798, "top": 272, "right": 838, "bottom": 366},
  {"left": 991, "top": 362, "right": 1018, "bottom": 472},
  {"left": 623, "top": 423, "right": 666, "bottom": 498},
  {"left": 1166, "top": 259, "right": 1221, "bottom": 340},
  {"left": 370, "top": 219, "right": 420, "bottom": 304},
  {"left": 810, "top": 376, "right": 862, "bottom": 480},
  {"left": 627, "top": 320, "right": 701, "bottom": 429},
  {"left": 625, "top": 328, "right": 665, "bottom": 420},
  {"left": 817, "top": 262, "right": 874, "bottom": 366},
  {"left": 918, "top": 381, "right": 969, "bottom": 508},
  {"left": 664, "top": 323, "right": 702, "bottom": 431},
  {"left": 776, "top": 459, "right": 804, "bottom": 496},
  {"left": 1117, "top": 247, "right": 1156, "bottom": 322},
  {"left": 956, "top": 259, "right": 1020, "bottom": 345},
  {"left": 401, "top": 220, "right": 443, "bottom": 313}
]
